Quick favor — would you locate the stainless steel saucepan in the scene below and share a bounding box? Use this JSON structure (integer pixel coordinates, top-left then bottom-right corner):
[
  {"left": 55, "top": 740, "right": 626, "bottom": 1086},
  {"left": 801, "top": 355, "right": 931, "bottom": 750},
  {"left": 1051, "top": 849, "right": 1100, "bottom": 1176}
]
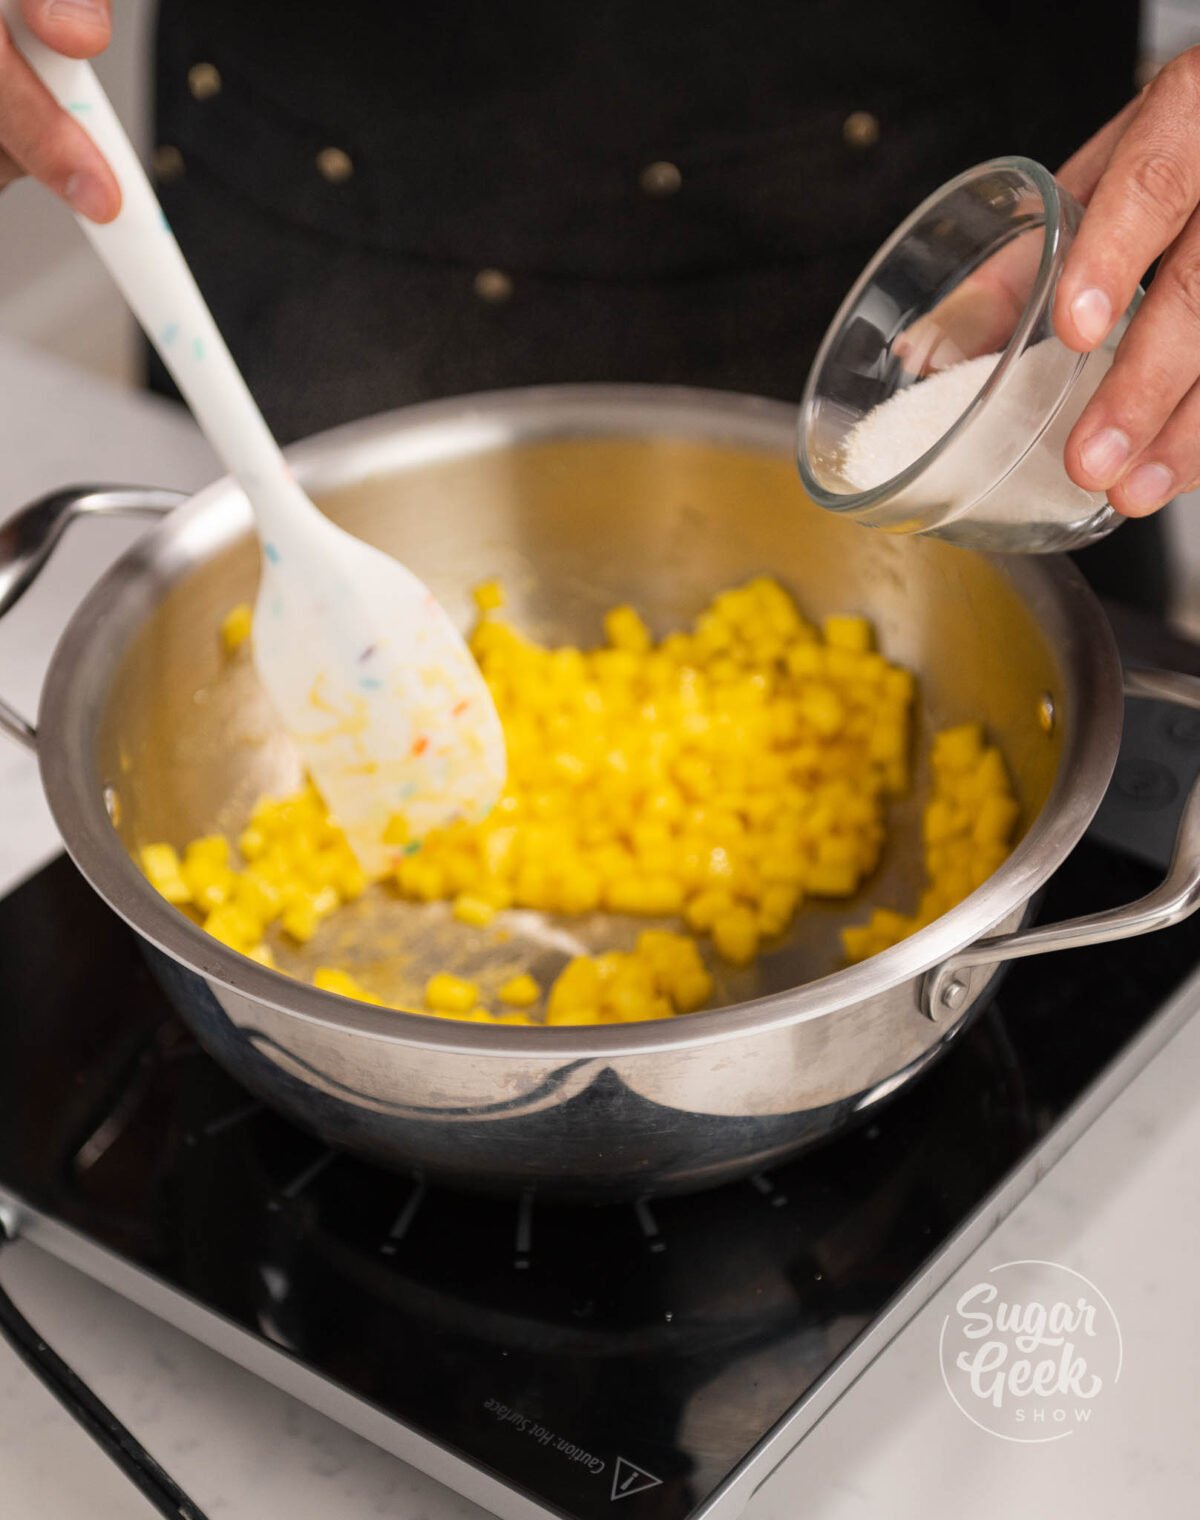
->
[{"left": 3, "top": 385, "right": 1200, "bottom": 1199}]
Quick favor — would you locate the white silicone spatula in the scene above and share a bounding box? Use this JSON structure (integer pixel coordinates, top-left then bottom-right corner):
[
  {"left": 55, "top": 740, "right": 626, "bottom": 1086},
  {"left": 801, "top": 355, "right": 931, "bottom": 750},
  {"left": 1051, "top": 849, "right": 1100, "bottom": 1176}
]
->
[{"left": 6, "top": 11, "right": 506, "bottom": 879}]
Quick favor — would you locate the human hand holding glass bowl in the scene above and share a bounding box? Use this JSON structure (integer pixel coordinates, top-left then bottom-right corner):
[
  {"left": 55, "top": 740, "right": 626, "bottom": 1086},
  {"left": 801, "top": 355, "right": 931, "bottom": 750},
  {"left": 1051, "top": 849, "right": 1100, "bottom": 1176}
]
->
[{"left": 799, "top": 49, "right": 1200, "bottom": 551}]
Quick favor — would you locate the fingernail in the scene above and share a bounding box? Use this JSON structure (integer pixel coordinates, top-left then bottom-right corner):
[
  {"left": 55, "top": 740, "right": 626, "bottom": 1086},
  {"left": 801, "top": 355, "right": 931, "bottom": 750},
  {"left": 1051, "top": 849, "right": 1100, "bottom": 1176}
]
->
[
  {"left": 63, "top": 172, "right": 110, "bottom": 221},
  {"left": 1069, "top": 287, "right": 1113, "bottom": 346},
  {"left": 45, "top": 0, "right": 107, "bottom": 26},
  {"left": 1079, "top": 426, "right": 1130, "bottom": 484},
  {"left": 1122, "top": 461, "right": 1175, "bottom": 514}
]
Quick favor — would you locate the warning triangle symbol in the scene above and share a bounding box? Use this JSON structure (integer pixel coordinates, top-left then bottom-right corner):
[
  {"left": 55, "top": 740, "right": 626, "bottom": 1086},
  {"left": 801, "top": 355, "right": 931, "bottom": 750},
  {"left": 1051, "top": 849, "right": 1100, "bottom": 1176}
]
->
[{"left": 611, "top": 1456, "right": 663, "bottom": 1501}]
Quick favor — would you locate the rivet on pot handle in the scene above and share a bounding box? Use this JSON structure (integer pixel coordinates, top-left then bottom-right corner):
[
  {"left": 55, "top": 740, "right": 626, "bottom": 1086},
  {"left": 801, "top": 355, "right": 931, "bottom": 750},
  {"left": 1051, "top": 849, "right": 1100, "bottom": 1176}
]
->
[
  {"left": 0, "top": 485, "right": 186, "bottom": 751},
  {"left": 923, "top": 667, "right": 1200, "bottom": 1020}
]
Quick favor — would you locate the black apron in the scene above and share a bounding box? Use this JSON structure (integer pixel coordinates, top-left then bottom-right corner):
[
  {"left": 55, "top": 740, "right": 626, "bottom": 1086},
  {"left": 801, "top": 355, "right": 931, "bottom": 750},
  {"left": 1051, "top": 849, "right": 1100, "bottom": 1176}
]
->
[{"left": 149, "top": 0, "right": 1165, "bottom": 610}]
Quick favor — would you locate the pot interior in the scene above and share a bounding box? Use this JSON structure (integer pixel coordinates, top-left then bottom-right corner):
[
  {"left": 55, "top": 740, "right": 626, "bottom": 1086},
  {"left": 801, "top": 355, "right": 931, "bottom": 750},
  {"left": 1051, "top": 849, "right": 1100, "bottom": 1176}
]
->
[{"left": 96, "top": 422, "right": 1066, "bottom": 1009}]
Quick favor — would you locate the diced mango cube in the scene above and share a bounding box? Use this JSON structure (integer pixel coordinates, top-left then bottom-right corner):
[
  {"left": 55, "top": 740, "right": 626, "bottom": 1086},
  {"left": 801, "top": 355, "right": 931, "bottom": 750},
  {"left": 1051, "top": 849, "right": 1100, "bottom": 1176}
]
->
[
  {"left": 545, "top": 1005, "right": 602, "bottom": 1025},
  {"left": 281, "top": 897, "right": 319, "bottom": 943},
  {"left": 499, "top": 973, "right": 541, "bottom": 1007},
  {"left": 685, "top": 887, "right": 736, "bottom": 933},
  {"left": 933, "top": 723, "right": 985, "bottom": 774},
  {"left": 712, "top": 906, "right": 759, "bottom": 966},
  {"left": 806, "top": 860, "right": 860, "bottom": 898},
  {"left": 140, "top": 843, "right": 191, "bottom": 904},
  {"left": 313, "top": 967, "right": 385, "bottom": 1005},
  {"left": 453, "top": 893, "right": 498, "bottom": 927},
  {"left": 220, "top": 602, "right": 253, "bottom": 654},
  {"left": 382, "top": 814, "right": 409, "bottom": 847},
  {"left": 603, "top": 604, "right": 652, "bottom": 654},
  {"left": 202, "top": 902, "right": 263, "bottom": 953},
  {"left": 605, "top": 876, "right": 685, "bottom": 916},
  {"left": 472, "top": 578, "right": 505, "bottom": 612},
  {"left": 822, "top": 615, "right": 872, "bottom": 653},
  {"left": 974, "top": 793, "right": 1020, "bottom": 847},
  {"left": 424, "top": 972, "right": 481, "bottom": 1012}
]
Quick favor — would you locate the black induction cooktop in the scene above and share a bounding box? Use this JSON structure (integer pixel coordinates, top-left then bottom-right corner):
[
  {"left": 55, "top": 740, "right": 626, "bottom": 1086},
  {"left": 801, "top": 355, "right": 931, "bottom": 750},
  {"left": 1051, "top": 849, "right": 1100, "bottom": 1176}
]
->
[{"left": 3, "top": 651, "right": 1200, "bottom": 1520}]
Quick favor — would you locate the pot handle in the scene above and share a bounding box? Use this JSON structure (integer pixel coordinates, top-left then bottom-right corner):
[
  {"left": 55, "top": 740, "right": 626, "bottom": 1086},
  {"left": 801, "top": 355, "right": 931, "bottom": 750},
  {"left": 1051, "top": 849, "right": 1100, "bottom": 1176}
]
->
[
  {"left": 0, "top": 485, "right": 186, "bottom": 752},
  {"left": 922, "top": 667, "right": 1200, "bottom": 1020}
]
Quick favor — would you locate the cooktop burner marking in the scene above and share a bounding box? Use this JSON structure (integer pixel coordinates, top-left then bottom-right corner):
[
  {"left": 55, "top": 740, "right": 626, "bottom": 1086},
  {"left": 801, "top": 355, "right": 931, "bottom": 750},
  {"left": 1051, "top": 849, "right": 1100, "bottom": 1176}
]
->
[
  {"left": 275, "top": 1148, "right": 335, "bottom": 1203},
  {"left": 748, "top": 1172, "right": 788, "bottom": 1208},
  {"left": 634, "top": 1200, "right": 666, "bottom": 1253},
  {"left": 74, "top": 1052, "right": 156, "bottom": 1172},
  {"left": 514, "top": 1188, "right": 534, "bottom": 1269},
  {"left": 199, "top": 1098, "right": 264, "bottom": 1139},
  {"left": 381, "top": 1177, "right": 427, "bottom": 1254}
]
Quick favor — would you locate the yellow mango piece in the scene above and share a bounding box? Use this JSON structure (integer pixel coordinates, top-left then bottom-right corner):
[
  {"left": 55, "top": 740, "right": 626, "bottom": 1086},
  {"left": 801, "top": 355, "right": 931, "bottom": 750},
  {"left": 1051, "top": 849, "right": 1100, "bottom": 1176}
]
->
[
  {"left": 424, "top": 972, "right": 481, "bottom": 1013},
  {"left": 281, "top": 897, "right": 319, "bottom": 943},
  {"left": 557, "top": 869, "right": 602, "bottom": 915},
  {"left": 974, "top": 793, "right": 1020, "bottom": 847},
  {"left": 883, "top": 667, "right": 916, "bottom": 704},
  {"left": 806, "top": 861, "right": 860, "bottom": 898},
  {"left": 546, "top": 956, "right": 602, "bottom": 1017},
  {"left": 334, "top": 859, "right": 368, "bottom": 902},
  {"left": 182, "top": 855, "right": 237, "bottom": 913},
  {"left": 499, "top": 973, "right": 541, "bottom": 1007},
  {"left": 382, "top": 814, "right": 410, "bottom": 847},
  {"left": 841, "top": 925, "right": 879, "bottom": 963},
  {"left": 668, "top": 966, "right": 713, "bottom": 1013},
  {"left": 758, "top": 883, "right": 800, "bottom": 937},
  {"left": 184, "top": 835, "right": 230, "bottom": 868},
  {"left": 712, "top": 906, "right": 759, "bottom": 966},
  {"left": 603, "top": 604, "right": 652, "bottom": 654},
  {"left": 233, "top": 870, "right": 282, "bottom": 924},
  {"left": 220, "top": 601, "right": 253, "bottom": 654},
  {"left": 396, "top": 856, "right": 446, "bottom": 901},
  {"left": 822, "top": 615, "right": 872, "bottom": 653},
  {"left": 313, "top": 967, "right": 385, "bottom": 1005},
  {"left": 472, "top": 578, "right": 505, "bottom": 612},
  {"left": 545, "top": 1005, "right": 602, "bottom": 1026},
  {"left": 923, "top": 798, "right": 958, "bottom": 846},
  {"left": 973, "top": 746, "right": 1012, "bottom": 798},
  {"left": 612, "top": 995, "right": 673, "bottom": 1023},
  {"left": 933, "top": 723, "right": 985, "bottom": 774},
  {"left": 203, "top": 902, "right": 263, "bottom": 953},
  {"left": 237, "top": 824, "right": 267, "bottom": 861},
  {"left": 685, "top": 887, "right": 736, "bottom": 932},
  {"left": 605, "top": 876, "right": 685, "bottom": 916},
  {"left": 816, "top": 834, "right": 859, "bottom": 868},
  {"left": 799, "top": 685, "right": 845, "bottom": 738},
  {"left": 140, "top": 843, "right": 191, "bottom": 904},
  {"left": 453, "top": 893, "right": 498, "bottom": 927}
]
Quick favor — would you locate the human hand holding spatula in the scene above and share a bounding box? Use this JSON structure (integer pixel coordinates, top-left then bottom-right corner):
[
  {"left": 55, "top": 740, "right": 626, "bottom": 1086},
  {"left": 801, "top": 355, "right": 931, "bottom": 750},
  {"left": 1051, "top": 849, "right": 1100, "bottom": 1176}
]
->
[{"left": 1, "top": 2, "right": 506, "bottom": 878}]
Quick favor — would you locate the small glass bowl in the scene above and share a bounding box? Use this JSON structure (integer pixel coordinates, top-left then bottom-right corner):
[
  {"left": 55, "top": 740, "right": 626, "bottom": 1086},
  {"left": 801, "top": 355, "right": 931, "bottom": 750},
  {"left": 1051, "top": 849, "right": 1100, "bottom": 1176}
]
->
[{"left": 797, "top": 157, "right": 1141, "bottom": 553}]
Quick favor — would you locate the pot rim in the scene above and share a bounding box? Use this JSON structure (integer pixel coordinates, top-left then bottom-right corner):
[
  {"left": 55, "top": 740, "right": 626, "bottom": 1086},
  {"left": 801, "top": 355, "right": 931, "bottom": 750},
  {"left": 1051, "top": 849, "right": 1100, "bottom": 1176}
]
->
[{"left": 36, "top": 383, "right": 1124, "bottom": 1057}]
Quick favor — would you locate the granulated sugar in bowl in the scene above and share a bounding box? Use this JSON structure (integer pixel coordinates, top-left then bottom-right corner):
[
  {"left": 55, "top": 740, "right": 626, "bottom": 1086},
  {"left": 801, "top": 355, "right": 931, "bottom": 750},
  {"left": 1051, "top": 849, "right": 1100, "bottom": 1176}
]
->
[{"left": 797, "top": 157, "right": 1142, "bottom": 553}]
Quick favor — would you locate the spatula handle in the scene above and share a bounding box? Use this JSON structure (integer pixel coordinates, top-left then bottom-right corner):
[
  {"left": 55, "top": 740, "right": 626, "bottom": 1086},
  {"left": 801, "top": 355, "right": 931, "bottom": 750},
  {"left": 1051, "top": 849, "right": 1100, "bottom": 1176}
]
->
[{"left": 3, "top": 4, "right": 309, "bottom": 529}]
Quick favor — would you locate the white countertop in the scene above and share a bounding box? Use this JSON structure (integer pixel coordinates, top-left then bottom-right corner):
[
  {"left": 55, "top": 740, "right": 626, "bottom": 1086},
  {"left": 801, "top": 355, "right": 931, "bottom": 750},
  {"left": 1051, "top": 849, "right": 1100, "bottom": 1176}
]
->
[{"left": 0, "top": 337, "right": 1197, "bottom": 1519}]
